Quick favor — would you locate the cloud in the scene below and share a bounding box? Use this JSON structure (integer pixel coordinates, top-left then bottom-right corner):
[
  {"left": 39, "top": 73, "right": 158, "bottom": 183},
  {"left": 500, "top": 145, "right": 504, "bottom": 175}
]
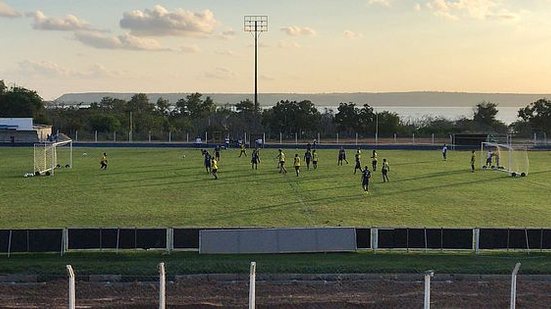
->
[
  {"left": 18, "top": 60, "right": 121, "bottom": 78},
  {"left": 280, "top": 26, "right": 316, "bottom": 36},
  {"left": 424, "top": 0, "right": 521, "bottom": 21},
  {"left": 343, "top": 30, "right": 363, "bottom": 39},
  {"left": 260, "top": 74, "right": 275, "bottom": 81},
  {"left": 120, "top": 5, "right": 217, "bottom": 37},
  {"left": 214, "top": 49, "right": 236, "bottom": 56},
  {"left": 204, "top": 67, "right": 237, "bottom": 80},
  {"left": 0, "top": 1, "right": 20, "bottom": 18},
  {"left": 368, "top": 0, "right": 392, "bottom": 7},
  {"left": 74, "top": 31, "right": 168, "bottom": 51},
  {"left": 218, "top": 29, "right": 236, "bottom": 40},
  {"left": 28, "top": 10, "right": 99, "bottom": 31}
]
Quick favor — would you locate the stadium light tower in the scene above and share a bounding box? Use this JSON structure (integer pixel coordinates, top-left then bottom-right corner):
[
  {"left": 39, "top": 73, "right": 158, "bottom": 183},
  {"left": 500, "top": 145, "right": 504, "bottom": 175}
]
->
[{"left": 244, "top": 15, "right": 268, "bottom": 111}]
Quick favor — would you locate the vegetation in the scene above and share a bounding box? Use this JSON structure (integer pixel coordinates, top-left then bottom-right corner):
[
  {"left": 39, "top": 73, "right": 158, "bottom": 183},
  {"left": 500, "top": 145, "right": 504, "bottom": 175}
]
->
[
  {"left": 2, "top": 81, "right": 550, "bottom": 139},
  {"left": 1, "top": 148, "right": 551, "bottom": 228}
]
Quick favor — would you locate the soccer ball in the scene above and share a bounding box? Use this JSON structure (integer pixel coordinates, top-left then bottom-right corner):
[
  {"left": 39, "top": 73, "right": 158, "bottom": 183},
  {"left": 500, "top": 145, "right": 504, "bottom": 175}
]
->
[
  {"left": 82, "top": 153, "right": 88, "bottom": 156},
  {"left": 182, "top": 155, "right": 186, "bottom": 158}
]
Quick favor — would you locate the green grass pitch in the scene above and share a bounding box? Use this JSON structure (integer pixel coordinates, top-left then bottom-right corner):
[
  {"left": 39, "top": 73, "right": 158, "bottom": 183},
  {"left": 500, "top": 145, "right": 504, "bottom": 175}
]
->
[{"left": 1, "top": 147, "right": 551, "bottom": 228}]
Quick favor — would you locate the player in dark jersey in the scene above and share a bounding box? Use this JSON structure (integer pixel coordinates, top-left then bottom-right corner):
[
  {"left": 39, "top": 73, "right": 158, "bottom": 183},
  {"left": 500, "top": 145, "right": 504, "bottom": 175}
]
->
[
  {"left": 203, "top": 150, "right": 212, "bottom": 173},
  {"left": 214, "top": 145, "right": 221, "bottom": 161},
  {"left": 338, "top": 147, "right": 348, "bottom": 165},
  {"left": 361, "top": 166, "right": 371, "bottom": 193},
  {"left": 304, "top": 149, "right": 312, "bottom": 170},
  {"left": 251, "top": 148, "right": 260, "bottom": 170},
  {"left": 354, "top": 149, "right": 362, "bottom": 174}
]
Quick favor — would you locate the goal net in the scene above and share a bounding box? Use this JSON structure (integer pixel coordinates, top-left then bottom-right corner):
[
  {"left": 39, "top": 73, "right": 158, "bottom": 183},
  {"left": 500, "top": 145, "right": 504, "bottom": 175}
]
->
[
  {"left": 480, "top": 142, "right": 529, "bottom": 176},
  {"left": 34, "top": 140, "right": 73, "bottom": 176}
]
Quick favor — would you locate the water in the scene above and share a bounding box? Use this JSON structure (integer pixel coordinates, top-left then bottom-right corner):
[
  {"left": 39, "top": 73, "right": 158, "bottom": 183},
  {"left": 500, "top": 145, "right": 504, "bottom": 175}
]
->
[{"left": 316, "top": 106, "right": 521, "bottom": 125}]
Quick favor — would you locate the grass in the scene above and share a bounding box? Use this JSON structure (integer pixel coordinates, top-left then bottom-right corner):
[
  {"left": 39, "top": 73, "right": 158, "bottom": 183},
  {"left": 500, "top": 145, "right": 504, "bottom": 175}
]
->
[
  {"left": 3, "top": 251, "right": 551, "bottom": 276},
  {"left": 1, "top": 147, "right": 551, "bottom": 228}
]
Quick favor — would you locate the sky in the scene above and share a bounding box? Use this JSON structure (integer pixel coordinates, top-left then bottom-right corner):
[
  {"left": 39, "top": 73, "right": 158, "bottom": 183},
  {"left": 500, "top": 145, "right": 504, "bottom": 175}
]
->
[{"left": 1, "top": 0, "right": 551, "bottom": 100}]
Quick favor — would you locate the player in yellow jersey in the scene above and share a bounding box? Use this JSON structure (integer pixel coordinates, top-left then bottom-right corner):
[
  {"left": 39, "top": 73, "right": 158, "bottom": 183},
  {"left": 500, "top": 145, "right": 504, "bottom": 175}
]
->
[
  {"left": 100, "top": 152, "right": 108, "bottom": 170},
  {"left": 371, "top": 150, "right": 378, "bottom": 171},
  {"left": 354, "top": 149, "right": 362, "bottom": 174},
  {"left": 277, "top": 149, "right": 287, "bottom": 174},
  {"left": 293, "top": 153, "right": 301, "bottom": 177},
  {"left": 211, "top": 158, "right": 219, "bottom": 179},
  {"left": 238, "top": 142, "right": 247, "bottom": 157},
  {"left": 382, "top": 158, "right": 390, "bottom": 182},
  {"left": 312, "top": 150, "right": 319, "bottom": 170}
]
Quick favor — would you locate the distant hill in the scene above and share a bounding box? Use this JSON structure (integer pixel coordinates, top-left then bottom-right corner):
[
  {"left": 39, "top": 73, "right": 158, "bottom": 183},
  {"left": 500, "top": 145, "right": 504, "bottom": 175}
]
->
[{"left": 53, "top": 91, "right": 551, "bottom": 108}]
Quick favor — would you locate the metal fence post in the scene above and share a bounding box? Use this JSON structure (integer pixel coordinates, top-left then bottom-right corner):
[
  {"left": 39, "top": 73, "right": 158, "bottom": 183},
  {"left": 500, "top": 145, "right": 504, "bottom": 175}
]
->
[
  {"left": 186, "top": 132, "right": 189, "bottom": 143},
  {"left": 355, "top": 132, "right": 358, "bottom": 145},
  {"left": 279, "top": 132, "right": 282, "bottom": 144},
  {"left": 67, "top": 265, "right": 76, "bottom": 309},
  {"left": 431, "top": 133, "right": 434, "bottom": 144},
  {"left": 75, "top": 130, "right": 78, "bottom": 142},
  {"left": 263, "top": 132, "right": 266, "bottom": 147},
  {"left": 94, "top": 130, "right": 98, "bottom": 142},
  {"left": 295, "top": 132, "right": 298, "bottom": 145},
  {"left": 149, "top": 131, "right": 152, "bottom": 143},
  {"left": 424, "top": 270, "right": 434, "bottom": 309},
  {"left": 159, "top": 262, "right": 166, "bottom": 309},
  {"left": 394, "top": 133, "right": 397, "bottom": 143},
  {"left": 317, "top": 132, "right": 320, "bottom": 145},
  {"left": 205, "top": 131, "right": 208, "bottom": 144},
  {"left": 168, "top": 131, "right": 172, "bottom": 143},
  {"left": 473, "top": 228, "right": 480, "bottom": 254},
  {"left": 510, "top": 263, "right": 521, "bottom": 309},
  {"left": 249, "top": 262, "right": 256, "bottom": 309},
  {"left": 336, "top": 133, "right": 339, "bottom": 144},
  {"left": 412, "top": 133, "right": 415, "bottom": 144}
]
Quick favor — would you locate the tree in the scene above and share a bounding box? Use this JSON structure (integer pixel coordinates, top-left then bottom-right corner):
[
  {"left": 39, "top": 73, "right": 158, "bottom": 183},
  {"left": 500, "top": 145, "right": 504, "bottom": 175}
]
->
[
  {"left": 472, "top": 101, "right": 507, "bottom": 132},
  {"left": 0, "top": 80, "right": 6, "bottom": 95},
  {"left": 262, "top": 100, "right": 320, "bottom": 135},
  {"left": 356, "top": 104, "right": 375, "bottom": 134},
  {"left": 0, "top": 86, "right": 48, "bottom": 123},
  {"left": 334, "top": 102, "right": 359, "bottom": 135},
  {"left": 376, "top": 111, "right": 401, "bottom": 136},
  {"left": 518, "top": 98, "right": 551, "bottom": 134}
]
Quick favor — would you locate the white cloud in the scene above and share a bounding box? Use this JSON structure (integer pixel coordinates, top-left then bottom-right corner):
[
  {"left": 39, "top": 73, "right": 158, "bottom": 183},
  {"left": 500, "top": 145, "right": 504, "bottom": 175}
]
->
[
  {"left": 368, "top": 0, "right": 392, "bottom": 7},
  {"left": 214, "top": 49, "right": 236, "bottom": 56},
  {"left": 0, "top": 1, "right": 20, "bottom": 18},
  {"left": 204, "top": 67, "right": 237, "bottom": 80},
  {"left": 74, "top": 31, "right": 168, "bottom": 51},
  {"left": 218, "top": 29, "right": 236, "bottom": 40},
  {"left": 280, "top": 26, "right": 316, "bottom": 36},
  {"left": 120, "top": 5, "right": 217, "bottom": 37},
  {"left": 28, "top": 11, "right": 98, "bottom": 31},
  {"left": 424, "top": 0, "right": 521, "bottom": 21},
  {"left": 343, "top": 30, "right": 363, "bottom": 39},
  {"left": 18, "top": 60, "right": 121, "bottom": 78}
]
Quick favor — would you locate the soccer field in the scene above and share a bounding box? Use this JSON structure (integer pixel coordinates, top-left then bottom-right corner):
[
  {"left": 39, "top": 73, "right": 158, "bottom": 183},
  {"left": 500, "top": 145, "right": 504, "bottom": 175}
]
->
[{"left": 1, "top": 146, "right": 550, "bottom": 228}]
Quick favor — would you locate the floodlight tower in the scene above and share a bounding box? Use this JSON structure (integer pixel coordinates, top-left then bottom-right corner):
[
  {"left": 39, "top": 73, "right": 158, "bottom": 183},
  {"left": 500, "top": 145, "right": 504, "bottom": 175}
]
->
[{"left": 244, "top": 15, "right": 268, "bottom": 111}]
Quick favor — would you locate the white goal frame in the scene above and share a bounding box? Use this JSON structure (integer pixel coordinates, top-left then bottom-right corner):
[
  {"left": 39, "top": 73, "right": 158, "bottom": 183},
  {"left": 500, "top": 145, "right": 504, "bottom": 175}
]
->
[
  {"left": 34, "top": 140, "right": 73, "bottom": 176},
  {"left": 480, "top": 142, "right": 529, "bottom": 176}
]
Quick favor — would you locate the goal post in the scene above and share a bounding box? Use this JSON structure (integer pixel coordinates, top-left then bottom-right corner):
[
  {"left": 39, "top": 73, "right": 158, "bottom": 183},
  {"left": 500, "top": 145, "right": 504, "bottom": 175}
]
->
[
  {"left": 480, "top": 142, "right": 529, "bottom": 177},
  {"left": 34, "top": 139, "right": 73, "bottom": 176}
]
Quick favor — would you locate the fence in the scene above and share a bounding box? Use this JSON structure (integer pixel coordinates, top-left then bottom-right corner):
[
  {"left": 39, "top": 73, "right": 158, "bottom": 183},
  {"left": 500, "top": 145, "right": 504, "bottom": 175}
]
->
[
  {"left": 2, "top": 228, "right": 551, "bottom": 256},
  {"left": 2, "top": 261, "right": 547, "bottom": 308},
  {"left": 62, "top": 129, "right": 549, "bottom": 147}
]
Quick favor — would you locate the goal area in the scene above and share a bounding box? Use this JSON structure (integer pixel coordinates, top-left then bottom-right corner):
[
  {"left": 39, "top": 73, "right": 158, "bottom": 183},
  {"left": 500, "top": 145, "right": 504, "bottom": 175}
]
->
[
  {"left": 34, "top": 140, "right": 73, "bottom": 176},
  {"left": 480, "top": 142, "right": 529, "bottom": 177}
]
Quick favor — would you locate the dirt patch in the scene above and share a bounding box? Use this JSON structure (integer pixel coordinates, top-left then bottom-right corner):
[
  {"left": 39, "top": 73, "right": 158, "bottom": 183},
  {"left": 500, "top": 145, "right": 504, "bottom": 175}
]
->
[{"left": 0, "top": 277, "right": 549, "bottom": 308}]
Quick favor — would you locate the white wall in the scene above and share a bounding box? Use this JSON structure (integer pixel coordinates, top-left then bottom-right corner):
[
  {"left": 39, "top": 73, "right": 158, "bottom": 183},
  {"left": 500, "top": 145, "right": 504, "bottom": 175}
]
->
[{"left": 0, "top": 118, "right": 34, "bottom": 130}]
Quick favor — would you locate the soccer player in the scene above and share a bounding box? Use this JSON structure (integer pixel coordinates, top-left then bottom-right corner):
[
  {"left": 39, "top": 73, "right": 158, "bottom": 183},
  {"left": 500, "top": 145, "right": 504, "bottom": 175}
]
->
[
  {"left": 312, "top": 149, "right": 319, "bottom": 170},
  {"left": 239, "top": 142, "right": 247, "bottom": 157},
  {"left": 214, "top": 145, "right": 221, "bottom": 161},
  {"left": 211, "top": 158, "right": 219, "bottom": 180},
  {"left": 486, "top": 150, "right": 493, "bottom": 168},
  {"left": 354, "top": 149, "right": 362, "bottom": 175},
  {"left": 277, "top": 149, "right": 287, "bottom": 174},
  {"left": 371, "top": 150, "right": 378, "bottom": 171},
  {"left": 470, "top": 150, "right": 476, "bottom": 173},
  {"left": 251, "top": 148, "right": 260, "bottom": 170},
  {"left": 304, "top": 149, "right": 312, "bottom": 170},
  {"left": 293, "top": 153, "right": 301, "bottom": 176},
  {"left": 361, "top": 166, "right": 371, "bottom": 193},
  {"left": 442, "top": 144, "right": 448, "bottom": 160},
  {"left": 382, "top": 158, "right": 390, "bottom": 182},
  {"left": 203, "top": 150, "right": 212, "bottom": 173},
  {"left": 338, "top": 147, "right": 348, "bottom": 165},
  {"left": 100, "top": 153, "right": 108, "bottom": 170}
]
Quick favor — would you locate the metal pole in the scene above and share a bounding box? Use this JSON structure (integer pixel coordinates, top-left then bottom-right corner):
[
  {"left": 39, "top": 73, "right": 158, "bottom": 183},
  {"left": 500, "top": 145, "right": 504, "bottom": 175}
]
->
[
  {"left": 114, "top": 131, "right": 116, "bottom": 142},
  {"left": 510, "top": 263, "right": 521, "bottom": 309},
  {"left": 149, "top": 131, "right": 152, "bottom": 143},
  {"left": 159, "top": 262, "right": 166, "bottom": 309},
  {"left": 95, "top": 130, "right": 98, "bottom": 142},
  {"left": 355, "top": 132, "right": 358, "bottom": 145},
  {"left": 317, "top": 132, "right": 321, "bottom": 145},
  {"left": 263, "top": 132, "right": 266, "bottom": 148},
  {"left": 169, "top": 131, "right": 172, "bottom": 143},
  {"left": 129, "top": 111, "right": 133, "bottom": 142},
  {"left": 394, "top": 133, "right": 397, "bottom": 143},
  {"left": 337, "top": 133, "right": 339, "bottom": 144},
  {"left": 186, "top": 132, "right": 189, "bottom": 143},
  {"left": 412, "top": 133, "right": 415, "bottom": 144},
  {"left": 75, "top": 130, "right": 78, "bottom": 142},
  {"left": 67, "top": 265, "right": 76, "bottom": 309},
  {"left": 205, "top": 131, "right": 208, "bottom": 144},
  {"left": 295, "top": 132, "right": 298, "bottom": 145},
  {"left": 249, "top": 262, "right": 256, "bottom": 309},
  {"left": 431, "top": 133, "right": 434, "bottom": 145},
  {"left": 375, "top": 112, "right": 379, "bottom": 144},
  {"left": 254, "top": 21, "right": 258, "bottom": 111},
  {"left": 424, "top": 270, "right": 434, "bottom": 309},
  {"left": 533, "top": 132, "right": 537, "bottom": 145},
  {"left": 279, "top": 132, "right": 282, "bottom": 144}
]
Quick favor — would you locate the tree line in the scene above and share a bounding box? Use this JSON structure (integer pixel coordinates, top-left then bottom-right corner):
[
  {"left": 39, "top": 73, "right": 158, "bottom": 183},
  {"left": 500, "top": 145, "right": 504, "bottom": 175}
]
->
[{"left": 1, "top": 81, "right": 550, "bottom": 140}]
